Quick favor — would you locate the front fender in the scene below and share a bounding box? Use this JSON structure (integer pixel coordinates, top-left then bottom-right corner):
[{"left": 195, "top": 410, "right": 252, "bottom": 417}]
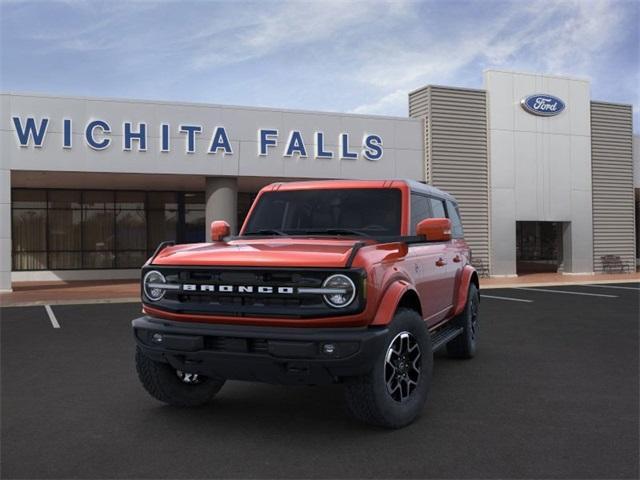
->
[
  {"left": 371, "top": 280, "right": 417, "bottom": 326},
  {"left": 452, "top": 265, "right": 479, "bottom": 316}
]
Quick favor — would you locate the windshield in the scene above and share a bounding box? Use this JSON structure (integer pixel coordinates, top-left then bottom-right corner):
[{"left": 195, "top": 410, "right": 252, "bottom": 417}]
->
[{"left": 243, "top": 188, "right": 402, "bottom": 236}]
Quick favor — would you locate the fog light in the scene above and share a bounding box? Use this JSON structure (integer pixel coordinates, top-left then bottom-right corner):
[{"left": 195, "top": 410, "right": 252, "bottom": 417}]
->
[
  {"left": 323, "top": 343, "right": 336, "bottom": 354},
  {"left": 152, "top": 333, "right": 163, "bottom": 344}
]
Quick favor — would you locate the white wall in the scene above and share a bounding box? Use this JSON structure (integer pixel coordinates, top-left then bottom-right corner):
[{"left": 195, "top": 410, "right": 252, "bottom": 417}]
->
[
  {"left": 484, "top": 70, "right": 594, "bottom": 275},
  {"left": 1, "top": 93, "right": 424, "bottom": 180},
  {"left": 1, "top": 93, "right": 426, "bottom": 288}
]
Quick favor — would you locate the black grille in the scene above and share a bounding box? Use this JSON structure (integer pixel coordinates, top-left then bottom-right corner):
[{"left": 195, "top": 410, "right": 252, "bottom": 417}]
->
[{"left": 143, "top": 266, "right": 365, "bottom": 319}]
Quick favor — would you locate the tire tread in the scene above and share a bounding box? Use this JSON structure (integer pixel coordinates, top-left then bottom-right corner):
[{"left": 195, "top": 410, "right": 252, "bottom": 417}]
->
[{"left": 344, "top": 308, "right": 432, "bottom": 428}]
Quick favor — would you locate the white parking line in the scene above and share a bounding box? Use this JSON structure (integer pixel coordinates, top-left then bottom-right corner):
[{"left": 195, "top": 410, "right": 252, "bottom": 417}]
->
[
  {"left": 44, "top": 305, "right": 60, "bottom": 328},
  {"left": 579, "top": 284, "right": 640, "bottom": 291},
  {"left": 515, "top": 287, "right": 618, "bottom": 298},
  {"left": 482, "top": 295, "right": 533, "bottom": 303}
]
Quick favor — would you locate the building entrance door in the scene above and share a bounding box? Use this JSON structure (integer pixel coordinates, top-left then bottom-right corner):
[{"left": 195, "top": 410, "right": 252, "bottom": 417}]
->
[{"left": 516, "top": 221, "right": 563, "bottom": 274}]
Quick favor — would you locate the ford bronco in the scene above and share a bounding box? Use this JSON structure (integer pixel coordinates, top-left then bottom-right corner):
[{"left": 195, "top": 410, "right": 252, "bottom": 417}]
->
[{"left": 133, "top": 179, "right": 479, "bottom": 428}]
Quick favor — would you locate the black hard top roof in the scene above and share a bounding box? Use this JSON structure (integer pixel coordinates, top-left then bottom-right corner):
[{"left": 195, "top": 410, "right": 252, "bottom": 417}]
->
[{"left": 402, "top": 179, "right": 457, "bottom": 203}]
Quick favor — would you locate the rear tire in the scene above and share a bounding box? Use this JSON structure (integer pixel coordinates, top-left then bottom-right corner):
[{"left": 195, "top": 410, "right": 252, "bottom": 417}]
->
[
  {"left": 344, "top": 308, "right": 433, "bottom": 428},
  {"left": 446, "top": 283, "right": 479, "bottom": 359},
  {"left": 135, "top": 347, "right": 225, "bottom": 407}
]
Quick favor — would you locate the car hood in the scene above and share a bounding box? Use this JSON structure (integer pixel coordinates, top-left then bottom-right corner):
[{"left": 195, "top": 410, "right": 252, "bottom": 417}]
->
[{"left": 150, "top": 237, "right": 370, "bottom": 268}]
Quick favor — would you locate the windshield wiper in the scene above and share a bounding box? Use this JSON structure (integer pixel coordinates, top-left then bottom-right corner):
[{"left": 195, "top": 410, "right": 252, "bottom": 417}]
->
[
  {"left": 305, "top": 228, "right": 368, "bottom": 237},
  {"left": 244, "top": 229, "right": 288, "bottom": 236}
]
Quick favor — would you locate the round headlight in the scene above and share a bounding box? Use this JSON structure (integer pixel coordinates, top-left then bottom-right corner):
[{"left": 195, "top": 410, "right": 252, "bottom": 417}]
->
[
  {"left": 143, "top": 270, "right": 166, "bottom": 301},
  {"left": 322, "top": 274, "right": 356, "bottom": 308}
]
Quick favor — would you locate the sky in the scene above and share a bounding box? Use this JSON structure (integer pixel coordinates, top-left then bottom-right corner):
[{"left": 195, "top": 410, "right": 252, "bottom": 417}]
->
[{"left": 1, "top": 0, "right": 638, "bottom": 129}]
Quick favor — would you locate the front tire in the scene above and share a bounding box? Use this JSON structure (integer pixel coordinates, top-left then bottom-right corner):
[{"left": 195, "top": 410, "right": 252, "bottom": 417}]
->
[
  {"left": 135, "top": 347, "right": 225, "bottom": 407},
  {"left": 446, "top": 283, "right": 479, "bottom": 359},
  {"left": 344, "top": 308, "right": 433, "bottom": 428}
]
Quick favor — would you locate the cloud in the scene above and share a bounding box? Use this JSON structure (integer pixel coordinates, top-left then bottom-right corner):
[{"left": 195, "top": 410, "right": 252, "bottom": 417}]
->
[
  {"left": 189, "top": 0, "right": 412, "bottom": 70},
  {"left": 1, "top": 0, "right": 636, "bottom": 128},
  {"left": 348, "top": 0, "right": 635, "bottom": 115},
  {"left": 350, "top": 88, "right": 407, "bottom": 115}
]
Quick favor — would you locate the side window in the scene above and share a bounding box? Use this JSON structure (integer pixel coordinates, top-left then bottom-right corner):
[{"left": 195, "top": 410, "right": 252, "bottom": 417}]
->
[
  {"left": 446, "top": 200, "right": 464, "bottom": 238},
  {"left": 429, "top": 198, "right": 446, "bottom": 219},
  {"left": 410, "top": 194, "right": 431, "bottom": 234}
]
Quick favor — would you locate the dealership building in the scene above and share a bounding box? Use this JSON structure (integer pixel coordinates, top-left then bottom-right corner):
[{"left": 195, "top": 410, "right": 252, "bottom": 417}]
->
[{"left": 1, "top": 69, "right": 637, "bottom": 291}]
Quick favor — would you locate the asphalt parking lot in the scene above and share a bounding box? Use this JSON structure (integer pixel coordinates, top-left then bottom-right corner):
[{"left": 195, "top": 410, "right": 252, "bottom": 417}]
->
[{"left": 1, "top": 283, "right": 638, "bottom": 479}]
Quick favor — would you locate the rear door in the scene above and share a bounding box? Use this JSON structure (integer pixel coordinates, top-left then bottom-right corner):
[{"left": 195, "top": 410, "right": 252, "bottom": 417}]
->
[
  {"left": 427, "top": 197, "right": 458, "bottom": 317},
  {"left": 445, "top": 200, "right": 467, "bottom": 287}
]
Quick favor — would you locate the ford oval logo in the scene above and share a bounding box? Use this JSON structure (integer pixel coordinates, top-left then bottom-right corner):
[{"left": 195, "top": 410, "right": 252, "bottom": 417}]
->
[{"left": 520, "top": 94, "right": 566, "bottom": 116}]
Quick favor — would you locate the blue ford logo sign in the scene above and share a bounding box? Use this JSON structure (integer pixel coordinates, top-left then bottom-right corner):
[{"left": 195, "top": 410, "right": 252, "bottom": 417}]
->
[{"left": 520, "top": 94, "right": 566, "bottom": 116}]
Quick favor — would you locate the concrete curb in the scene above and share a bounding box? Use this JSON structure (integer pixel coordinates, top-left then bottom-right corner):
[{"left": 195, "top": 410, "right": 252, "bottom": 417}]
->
[
  {"left": 1, "top": 278, "right": 637, "bottom": 307},
  {"left": 480, "top": 278, "right": 640, "bottom": 290}
]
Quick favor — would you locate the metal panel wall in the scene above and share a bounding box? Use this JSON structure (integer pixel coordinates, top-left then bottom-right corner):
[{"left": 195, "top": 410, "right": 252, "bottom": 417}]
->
[
  {"left": 408, "top": 87, "right": 432, "bottom": 184},
  {"left": 590, "top": 101, "right": 636, "bottom": 272},
  {"left": 409, "top": 86, "right": 490, "bottom": 272}
]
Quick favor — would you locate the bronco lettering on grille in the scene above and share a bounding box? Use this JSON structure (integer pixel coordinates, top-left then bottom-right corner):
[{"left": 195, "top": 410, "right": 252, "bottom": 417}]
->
[{"left": 182, "top": 284, "right": 295, "bottom": 294}]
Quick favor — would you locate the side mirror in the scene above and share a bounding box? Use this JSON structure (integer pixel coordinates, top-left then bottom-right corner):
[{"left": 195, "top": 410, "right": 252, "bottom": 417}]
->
[
  {"left": 416, "top": 218, "right": 451, "bottom": 242},
  {"left": 210, "top": 220, "right": 231, "bottom": 242}
]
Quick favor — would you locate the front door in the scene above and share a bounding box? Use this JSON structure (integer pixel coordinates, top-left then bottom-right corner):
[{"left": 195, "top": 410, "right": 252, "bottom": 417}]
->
[{"left": 406, "top": 242, "right": 453, "bottom": 326}]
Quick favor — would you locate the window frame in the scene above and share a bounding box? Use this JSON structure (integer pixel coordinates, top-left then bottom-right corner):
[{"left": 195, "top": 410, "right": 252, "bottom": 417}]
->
[
  {"left": 243, "top": 188, "right": 403, "bottom": 237},
  {"left": 409, "top": 190, "right": 464, "bottom": 241},
  {"left": 444, "top": 199, "right": 464, "bottom": 239},
  {"left": 409, "top": 192, "right": 433, "bottom": 235}
]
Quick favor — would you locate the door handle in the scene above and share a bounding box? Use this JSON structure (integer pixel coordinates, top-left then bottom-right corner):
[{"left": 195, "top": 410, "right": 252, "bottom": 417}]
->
[
  {"left": 435, "top": 257, "right": 447, "bottom": 267},
  {"left": 453, "top": 255, "right": 462, "bottom": 263}
]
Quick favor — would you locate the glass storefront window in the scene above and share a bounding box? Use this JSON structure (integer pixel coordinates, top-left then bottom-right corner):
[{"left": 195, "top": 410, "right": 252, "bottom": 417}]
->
[
  {"left": 12, "top": 209, "right": 46, "bottom": 251},
  {"left": 11, "top": 189, "right": 208, "bottom": 270},
  {"left": 147, "top": 209, "right": 177, "bottom": 253},
  {"left": 116, "top": 191, "right": 145, "bottom": 210},
  {"left": 13, "top": 189, "right": 46, "bottom": 209},
  {"left": 116, "top": 251, "right": 148, "bottom": 268},
  {"left": 13, "top": 252, "right": 47, "bottom": 270},
  {"left": 12, "top": 207, "right": 46, "bottom": 270},
  {"left": 48, "top": 210, "right": 82, "bottom": 251},
  {"left": 48, "top": 190, "right": 81, "bottom": 209},
  {"left": 184, "top": 210, "right": 205, "bottom": 243},
  {"left": 184, "top": 192, "right": 204, "bottom": 206},
  {"left": 184, "top": 192, "right": 205, "bottom": 244},
  {"left": 83, "top": 251, "right": 115, "bottom": 269},
  {"left": 49, "top": 252, "right": 81, "bottom": 269},
  {"left": 83, "top": 191, "right": 115, "bottom": 209},
  {"left": 82, "top": 209, "right": 115, "bottom": 252},
  {"left": 116, "top": 210, "right": 146, "bottom": 251},
  {"left": 148, "top": 192, "right": 178, "bottom": 210}
]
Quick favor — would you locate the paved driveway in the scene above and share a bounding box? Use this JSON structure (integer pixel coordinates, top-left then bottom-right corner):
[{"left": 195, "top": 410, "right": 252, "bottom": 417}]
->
[{"left": 1, "top": 283, "right": 638, "bottom": 479}]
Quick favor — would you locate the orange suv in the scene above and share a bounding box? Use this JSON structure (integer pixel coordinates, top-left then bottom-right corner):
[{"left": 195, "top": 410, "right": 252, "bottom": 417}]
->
[{"left": 133, "top": 180, "right": 479, "bottom": 428}]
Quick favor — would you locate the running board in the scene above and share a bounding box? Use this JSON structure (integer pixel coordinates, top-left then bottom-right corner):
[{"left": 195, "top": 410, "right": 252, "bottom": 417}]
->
[{"left": 430, "top": 324, "right": 463, "bottom": 351}]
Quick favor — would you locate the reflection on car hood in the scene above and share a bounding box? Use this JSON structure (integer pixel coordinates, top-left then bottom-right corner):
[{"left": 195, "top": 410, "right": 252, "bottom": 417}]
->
[{"left": 151, "top": 237, "right": 371, "bottom": 268}]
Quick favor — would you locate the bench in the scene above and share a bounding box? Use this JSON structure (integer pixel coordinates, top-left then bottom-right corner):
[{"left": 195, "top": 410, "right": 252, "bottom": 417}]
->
[
  {"left": 470, "top": 256, "right": 490, "bottom": 278},
  {"left": 600, "top": 255, "right": 631, "bottom": 274}
]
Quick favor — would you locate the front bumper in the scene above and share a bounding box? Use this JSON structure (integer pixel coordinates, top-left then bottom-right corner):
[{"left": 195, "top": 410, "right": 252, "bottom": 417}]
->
[{"left": 132, "top": 316, "right": 389, "bottom": 385}]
